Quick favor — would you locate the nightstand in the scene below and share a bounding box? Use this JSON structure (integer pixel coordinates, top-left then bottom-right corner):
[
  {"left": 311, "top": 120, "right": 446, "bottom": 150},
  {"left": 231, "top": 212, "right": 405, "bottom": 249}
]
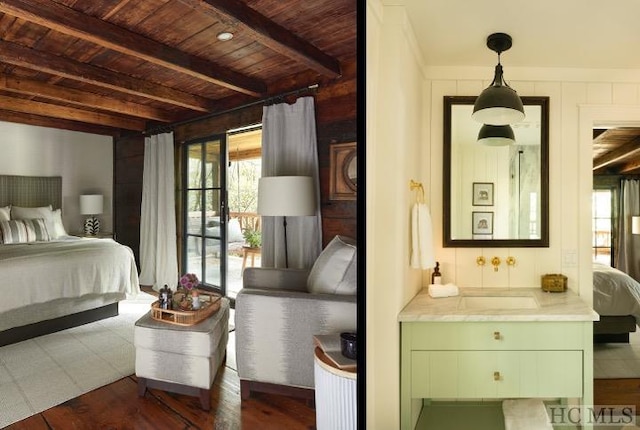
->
[{"left": 74, "top": 232, "right": 114, "bottom": 239}]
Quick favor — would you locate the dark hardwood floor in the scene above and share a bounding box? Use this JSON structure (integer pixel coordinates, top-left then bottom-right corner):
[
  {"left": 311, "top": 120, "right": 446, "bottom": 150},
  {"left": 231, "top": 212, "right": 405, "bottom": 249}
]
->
[
  {"left": 595, "top": 378, "right": 640, "bottom": 412},
  {"left": 6, "top": 363, "right": 316, "bottom": 429},
  {"left": 5, "top": 287, "right": 315, "bottom": 430}
]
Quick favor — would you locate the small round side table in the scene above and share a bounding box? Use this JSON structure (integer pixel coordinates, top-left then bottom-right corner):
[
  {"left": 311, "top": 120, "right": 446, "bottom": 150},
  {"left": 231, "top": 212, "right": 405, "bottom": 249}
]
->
[{"left": 313, "top": 346, "right": 357, "bottom": 430}]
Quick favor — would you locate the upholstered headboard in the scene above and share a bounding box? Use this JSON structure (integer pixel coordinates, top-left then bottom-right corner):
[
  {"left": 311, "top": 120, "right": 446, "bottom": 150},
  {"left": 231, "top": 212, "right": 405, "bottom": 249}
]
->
[{"left": 0, "top": 175, "right": 62, "bottom": 209}]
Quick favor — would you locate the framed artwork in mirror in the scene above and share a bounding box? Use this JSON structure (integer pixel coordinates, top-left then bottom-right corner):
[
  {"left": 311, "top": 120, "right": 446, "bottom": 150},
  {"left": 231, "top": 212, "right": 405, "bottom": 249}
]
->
[
  {"left": 472, "top": 182, "right": 494, "bottom": 206},
  {"left": 472, "top": 211, "right": 494, "bottom": 235},
  {"left": 329, "top": 142, "right": 357, "bottom": 200}
]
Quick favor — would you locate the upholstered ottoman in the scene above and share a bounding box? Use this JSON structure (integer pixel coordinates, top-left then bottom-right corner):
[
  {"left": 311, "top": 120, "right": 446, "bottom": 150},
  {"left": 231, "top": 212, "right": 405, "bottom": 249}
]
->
[{"left": 134, "top": 297, "right": 229, "bottom": 410}]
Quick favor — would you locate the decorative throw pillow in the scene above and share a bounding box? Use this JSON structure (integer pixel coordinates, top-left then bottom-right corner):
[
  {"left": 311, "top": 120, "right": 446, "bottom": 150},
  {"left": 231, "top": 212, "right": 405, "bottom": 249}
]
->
[
  {"left": 0, "top": 219, "right": 50, "bottom": 244},
  {"left": 307, "top": 235, "right": 357, "bottom": 295},
  {"left": 0, "top": 205, "right": 9, "bottom": 222}
]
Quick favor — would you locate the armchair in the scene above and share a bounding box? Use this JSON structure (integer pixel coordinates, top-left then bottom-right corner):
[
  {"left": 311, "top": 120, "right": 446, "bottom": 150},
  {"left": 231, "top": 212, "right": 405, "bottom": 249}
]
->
[{"left": 235, "top": 235, "right": 357, "bottom": 401}]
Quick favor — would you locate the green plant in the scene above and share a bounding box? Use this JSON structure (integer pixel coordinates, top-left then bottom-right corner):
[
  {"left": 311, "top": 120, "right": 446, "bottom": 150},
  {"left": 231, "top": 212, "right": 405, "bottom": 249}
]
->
[{"left": 243, "top": 228, "right": 261, "bottom": 248}]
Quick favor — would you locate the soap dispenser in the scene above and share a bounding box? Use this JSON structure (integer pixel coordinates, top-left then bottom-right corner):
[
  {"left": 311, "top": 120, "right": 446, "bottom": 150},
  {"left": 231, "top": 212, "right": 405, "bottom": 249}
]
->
[{"left": 431, "top": 262, "right": 442, "bottom": 285}]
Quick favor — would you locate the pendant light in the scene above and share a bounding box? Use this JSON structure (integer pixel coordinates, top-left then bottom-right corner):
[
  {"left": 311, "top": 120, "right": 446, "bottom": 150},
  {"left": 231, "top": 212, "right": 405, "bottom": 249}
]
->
[
  {"left": 472, "top": 33, "right": 525, "bottom": 125},
  {"left": 477, "top": 124, "right": 515, "bottom": 146}
]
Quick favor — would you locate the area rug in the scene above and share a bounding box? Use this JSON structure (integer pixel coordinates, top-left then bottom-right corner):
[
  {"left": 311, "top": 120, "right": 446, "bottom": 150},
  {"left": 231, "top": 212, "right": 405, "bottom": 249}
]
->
[
  {"left": 0, "top": 292, "right": 156, "bottom": 428},
  {"left": 594, "top": 330, "right": 640, "bottom": 379}
]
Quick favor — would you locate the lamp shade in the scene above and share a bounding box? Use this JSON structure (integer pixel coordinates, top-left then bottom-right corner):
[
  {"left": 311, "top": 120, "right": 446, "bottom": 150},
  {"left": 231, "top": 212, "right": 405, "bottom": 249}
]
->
[
  {"left": 472, "top": 33, "right": 525, "bottom": 125},
  {"left": 477, "top": 124, "right": 515, "bottom": 146},
  {"left": 472, "top": 65, "right": 525, "bottom": 125},
  {"left": 633, "top": 216, "right": 640, "bottom": 235},
  {"left": 258, "top": 176, "right": 316, "bottom": 216},
  {"left": 80, "top": 194, "right": 103, "bottom": 215}
]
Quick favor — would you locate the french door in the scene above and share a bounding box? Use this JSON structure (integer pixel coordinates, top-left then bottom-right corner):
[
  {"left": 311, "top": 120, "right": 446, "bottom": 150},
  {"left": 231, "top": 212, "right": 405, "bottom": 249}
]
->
[{"left": 183, "top": 134, "right": 228, "bottom": 296}]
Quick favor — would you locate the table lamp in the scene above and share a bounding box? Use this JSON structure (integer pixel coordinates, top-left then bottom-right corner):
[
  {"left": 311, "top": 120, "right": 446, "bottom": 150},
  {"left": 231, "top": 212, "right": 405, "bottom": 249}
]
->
[{"left": 80, "top": 194, "right": 103, "bottom": 235}]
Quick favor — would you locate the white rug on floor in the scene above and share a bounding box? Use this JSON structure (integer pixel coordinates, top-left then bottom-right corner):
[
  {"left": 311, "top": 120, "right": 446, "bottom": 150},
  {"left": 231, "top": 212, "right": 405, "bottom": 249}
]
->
[
  {"left": 594, "top": 330, "right": 640, "bottom": 379},
  {"left": 0, "top": 292, "right": 156, "bottom": 428}
]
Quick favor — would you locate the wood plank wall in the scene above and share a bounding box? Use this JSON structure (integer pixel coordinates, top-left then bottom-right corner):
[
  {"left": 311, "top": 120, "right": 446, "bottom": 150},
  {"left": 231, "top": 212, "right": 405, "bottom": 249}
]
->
[{"left": 114, "top": 59, "right": 357, "bottom": 264}]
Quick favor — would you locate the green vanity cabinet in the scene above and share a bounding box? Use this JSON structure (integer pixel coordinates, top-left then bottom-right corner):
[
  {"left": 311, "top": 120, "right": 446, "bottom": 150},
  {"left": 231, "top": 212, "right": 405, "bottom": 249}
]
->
[{"left": 399, "top": 288, "right": 596, "bottom": 430}]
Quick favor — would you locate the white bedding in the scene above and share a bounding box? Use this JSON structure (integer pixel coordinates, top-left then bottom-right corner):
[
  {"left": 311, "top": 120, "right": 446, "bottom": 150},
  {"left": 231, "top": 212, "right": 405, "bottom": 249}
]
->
[
  {"left": 593, "top": 261, "right": 640, "bottom": 322},
  {"left": 0, "top": 236, "right": 140, "bottom": 316}
]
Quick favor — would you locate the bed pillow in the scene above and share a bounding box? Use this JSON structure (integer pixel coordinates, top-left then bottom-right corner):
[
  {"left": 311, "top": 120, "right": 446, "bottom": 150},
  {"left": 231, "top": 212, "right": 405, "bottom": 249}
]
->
[
  {"left": 10, "top": 205, "right": 58, "bottom": 238},
  {"left": 50, "top": 209, "right": 68, "bottom": 238},
  {"left": 11, "top": 205, "right": 53, "bottom": 220},
  {"left": 307, "top": 235, "right": 357, "bottom": 295},
  {"left": 0, "top": 205, "right": 9, "bottom": 222},
  {"left": 0, "top": 219, "right": 50, "bottom": 244}
]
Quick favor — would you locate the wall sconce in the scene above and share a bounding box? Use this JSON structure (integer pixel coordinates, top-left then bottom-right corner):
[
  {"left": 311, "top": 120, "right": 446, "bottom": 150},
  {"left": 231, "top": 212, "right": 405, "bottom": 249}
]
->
[
  {"left": 632, "top": 216, "right": 640, "bottom": 235},
  {"left": 477, "top": 124, "right": 515, "bottom": 146},
  {"left": 472, "top": 33, "right": 525, "bottom": 126}
]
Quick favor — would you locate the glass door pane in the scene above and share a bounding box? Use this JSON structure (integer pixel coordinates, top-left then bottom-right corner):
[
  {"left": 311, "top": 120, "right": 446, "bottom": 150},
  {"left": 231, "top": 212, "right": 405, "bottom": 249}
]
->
[{"left": 184, "top": 136, "right": 226, "bottom": 295}]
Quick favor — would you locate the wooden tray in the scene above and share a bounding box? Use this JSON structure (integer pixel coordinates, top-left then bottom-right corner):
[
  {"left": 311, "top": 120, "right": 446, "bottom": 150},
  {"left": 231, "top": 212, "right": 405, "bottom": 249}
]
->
[{"left": 150, "top": 291, "right": 222, "bottom": 326}]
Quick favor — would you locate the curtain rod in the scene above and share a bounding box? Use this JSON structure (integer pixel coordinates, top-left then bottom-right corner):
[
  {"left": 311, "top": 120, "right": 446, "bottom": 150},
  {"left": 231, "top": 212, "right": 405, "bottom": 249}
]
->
[{"left": 143, "top": 83, "right": 319, "bottom": 136}]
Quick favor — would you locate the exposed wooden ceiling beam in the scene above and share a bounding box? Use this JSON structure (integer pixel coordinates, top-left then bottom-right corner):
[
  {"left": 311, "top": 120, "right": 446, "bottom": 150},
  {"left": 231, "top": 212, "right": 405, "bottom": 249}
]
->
[
  {"left": 617, "top": 159, "right": 640, "bottom": 174},
  {"left": 178, "top": 0, "right": 341, "bottom": 78},
  {"left": 0, "top": 94, "right": 146, "bottom": 130},
  {"left": 593, "top": 137, "right": 640, "bottom": 170},
  {"left": 229, "top": 148, "right": 261, "bottom": 161},
  {"left": 0, "top": 39, "right": 211, "bottom": 112},
  {"left": 0, "top": 0, "right": 266, "bottom": 97},
  {"left": 0, "top": 108, "right": 121, "bottom": 136},
  {"left": 0, "top": 76, "right": 176, "bottom": 122}
]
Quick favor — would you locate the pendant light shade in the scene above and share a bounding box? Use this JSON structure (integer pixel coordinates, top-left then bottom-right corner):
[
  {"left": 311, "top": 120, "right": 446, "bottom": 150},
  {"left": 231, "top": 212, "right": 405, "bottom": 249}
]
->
[
  {"left": 472, "top": 33, "right": 525, "bottom": 125},
  {"left": 477, "top": 124, "right": 515, "bottom": 146}
]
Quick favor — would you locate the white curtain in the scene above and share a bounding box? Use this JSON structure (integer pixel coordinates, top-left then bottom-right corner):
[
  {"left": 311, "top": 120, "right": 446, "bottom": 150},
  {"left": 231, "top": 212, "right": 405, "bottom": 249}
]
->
[
  {"left": 261, "top": 96, "right": 322, "bottom": 269},
  {"left": 139, "top": 132, "right": 178, "bottom": 291},
  {"left": 616, "top": 179, "right": 640, "bottom": 281}
]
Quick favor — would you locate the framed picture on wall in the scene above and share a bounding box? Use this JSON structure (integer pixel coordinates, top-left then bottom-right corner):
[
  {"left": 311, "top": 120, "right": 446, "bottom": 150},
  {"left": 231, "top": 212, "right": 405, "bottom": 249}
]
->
[
  {"left": 329, "top": 142, "right": 357, "bottom": 200},
  {"left": 472, "top": 211, "right": 494, "bottom": 235},
  {"left": 472, "top": 182, "right": 494, "bottom": 206}
]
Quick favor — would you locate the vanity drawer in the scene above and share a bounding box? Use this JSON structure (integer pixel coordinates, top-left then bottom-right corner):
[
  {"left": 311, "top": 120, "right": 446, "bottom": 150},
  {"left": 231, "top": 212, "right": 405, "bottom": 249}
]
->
[
  {"left": 404, "top": 321, "right": 586, "bottom": 350},
  {"left": 411, "top": 350, "right": 583, "bottom": 399}
]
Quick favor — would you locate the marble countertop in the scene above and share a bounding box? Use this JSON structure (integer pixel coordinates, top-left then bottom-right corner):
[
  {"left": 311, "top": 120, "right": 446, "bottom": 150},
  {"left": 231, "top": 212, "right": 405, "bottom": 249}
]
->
[{"left": 398, "top": 287, "right": 599, "bottom": 322}]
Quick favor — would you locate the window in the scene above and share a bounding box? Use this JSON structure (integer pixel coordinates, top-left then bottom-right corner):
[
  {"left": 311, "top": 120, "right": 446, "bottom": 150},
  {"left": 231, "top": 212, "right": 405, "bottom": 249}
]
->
[{"left": 592, "top": 189, "right": 613, "bottom": 265}]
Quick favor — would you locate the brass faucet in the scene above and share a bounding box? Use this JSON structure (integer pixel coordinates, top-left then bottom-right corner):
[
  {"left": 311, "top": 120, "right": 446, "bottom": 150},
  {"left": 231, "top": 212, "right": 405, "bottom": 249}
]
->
[{"left": 491, "top": 256, "right": 501, "bottom": 271}]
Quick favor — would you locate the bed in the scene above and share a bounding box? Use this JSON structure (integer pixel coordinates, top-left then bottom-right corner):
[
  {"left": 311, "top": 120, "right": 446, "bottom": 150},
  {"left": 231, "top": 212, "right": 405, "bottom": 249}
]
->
[
  {"left": 0, "top": 175, "right": 140, "bottom": 346},
  {"left": 593, "top": 261, "right": 640, "bottom": 343}
]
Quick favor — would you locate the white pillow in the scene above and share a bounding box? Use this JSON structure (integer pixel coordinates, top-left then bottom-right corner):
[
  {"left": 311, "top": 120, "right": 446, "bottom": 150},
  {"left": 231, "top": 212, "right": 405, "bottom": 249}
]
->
[
  {"left": 0, "top": 205, "right": 9, "bottom": 222},
  {"left": 11, "top": 205, "right": 58, "bottom": 238},
  {"left": 307, "top": 235, "right": 357, "bottom": 295},
  {"left": 11, "top": 205, "right": 53, "bottom": 220},
  {"left": 51, "top": 208, "right": 68, "bottom": 238}
]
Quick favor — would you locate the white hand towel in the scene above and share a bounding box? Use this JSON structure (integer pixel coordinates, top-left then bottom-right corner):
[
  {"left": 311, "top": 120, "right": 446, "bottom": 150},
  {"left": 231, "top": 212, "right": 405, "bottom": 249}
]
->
[
  {"left": 428, "top": 283, "right": 459, "bottom": 298},
  {"left": 410, "top": 203, "right": 435, "bottom": 270},
  {"left": 502, "top": 399, "right": 553, "bottom": 430}
]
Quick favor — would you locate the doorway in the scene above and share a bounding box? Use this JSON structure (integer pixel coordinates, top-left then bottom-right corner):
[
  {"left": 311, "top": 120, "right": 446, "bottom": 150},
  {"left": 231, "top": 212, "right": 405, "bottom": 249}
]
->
[
  {"left": 226, "top": 126, "right": 262, "bottom": 299},
  {"left": 183, "top": 134, "right": 228, "bottom": 296}
]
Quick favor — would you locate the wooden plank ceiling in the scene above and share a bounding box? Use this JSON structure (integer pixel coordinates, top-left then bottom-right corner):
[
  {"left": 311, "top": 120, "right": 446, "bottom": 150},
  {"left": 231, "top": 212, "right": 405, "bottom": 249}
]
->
[
  {"left": 593, "top": 128, "right": 640, "bottom": 175},
  {"left": 0, "top": 0, "right": 356, "bottom": 136}
]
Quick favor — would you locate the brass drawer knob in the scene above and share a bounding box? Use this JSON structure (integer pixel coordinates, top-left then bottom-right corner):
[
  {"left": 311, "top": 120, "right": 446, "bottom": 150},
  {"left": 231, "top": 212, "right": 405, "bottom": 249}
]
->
[
  {"left": 493, "top": 331, "right": 501, "bottom": 340},
  {"left": 494, "top": 371, "right": 501, "bottom": 381}
]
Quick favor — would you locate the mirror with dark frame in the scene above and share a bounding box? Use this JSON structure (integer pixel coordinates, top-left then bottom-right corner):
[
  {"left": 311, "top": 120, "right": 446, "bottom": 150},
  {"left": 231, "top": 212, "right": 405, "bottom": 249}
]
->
[{"left": 443, "top": 96, "right": 550, "bottom": 247}]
